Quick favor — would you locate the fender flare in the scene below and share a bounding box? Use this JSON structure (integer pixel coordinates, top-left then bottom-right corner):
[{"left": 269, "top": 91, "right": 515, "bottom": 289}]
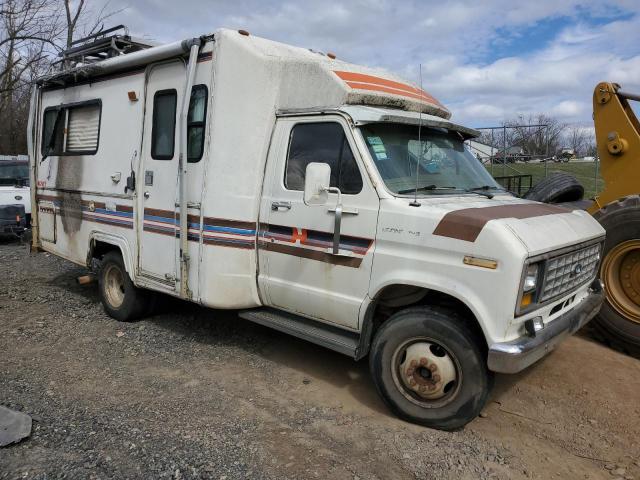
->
[
  {"left": 355, "top": 281, "right": 487, "bottom": 361},
  {"left": 87, "top": 230, "right": 136, "bottom": 279}
]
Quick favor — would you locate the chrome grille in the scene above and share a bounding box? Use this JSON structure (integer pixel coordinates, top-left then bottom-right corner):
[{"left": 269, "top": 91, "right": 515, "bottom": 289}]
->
[{"left": 540, "top": 243, "right": 601, "bottom": 301}]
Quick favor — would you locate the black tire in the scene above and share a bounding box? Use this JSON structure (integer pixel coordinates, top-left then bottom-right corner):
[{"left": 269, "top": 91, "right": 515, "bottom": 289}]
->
[
  {"left": 98, "top": 251, "right": 149, "bottom": 322},
  {"left": 369, "top": 306, "right": 492, "bottom": 430},
  {"left": 592, "top": 196, "right": 640, "bottom": 356},
  {"left": 523, "top": 172, "right": 584, "bottom": 203}
]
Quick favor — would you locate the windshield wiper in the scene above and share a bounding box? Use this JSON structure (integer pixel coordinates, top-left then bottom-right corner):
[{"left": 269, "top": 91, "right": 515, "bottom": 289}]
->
[
  {"left": 464, "top": 185, "right": 501, "bottom": 199},
  {"left": 398, "top": 185, "right": 456, "bottom": 194}
]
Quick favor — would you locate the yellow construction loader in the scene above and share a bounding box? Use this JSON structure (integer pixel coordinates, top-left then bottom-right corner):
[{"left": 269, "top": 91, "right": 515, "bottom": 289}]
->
[
  {"left": 586, "top": 82, "right": 640, "bottom": 354},
  {"left": 523, "top": 82, "right": 640, "bottom": 354}
]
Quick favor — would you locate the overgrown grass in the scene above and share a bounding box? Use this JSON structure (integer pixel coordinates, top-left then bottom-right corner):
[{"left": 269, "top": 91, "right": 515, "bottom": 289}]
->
[{"left": 487, "top": 161, "right": 604, "bottom": 199}]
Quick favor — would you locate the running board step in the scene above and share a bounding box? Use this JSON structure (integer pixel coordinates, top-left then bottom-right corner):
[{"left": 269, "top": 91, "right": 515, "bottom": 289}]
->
[{"left": 238, "top": 308, "right": 359, "bottom": 357}]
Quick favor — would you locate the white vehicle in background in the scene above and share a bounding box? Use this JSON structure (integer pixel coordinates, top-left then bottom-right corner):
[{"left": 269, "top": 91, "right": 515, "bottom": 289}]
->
[
  {"left": 0, "top": 157, "right": 30, "bottom": 236},
  {"left": 28, "top": 27, "right": 605, "bottom": 430}
]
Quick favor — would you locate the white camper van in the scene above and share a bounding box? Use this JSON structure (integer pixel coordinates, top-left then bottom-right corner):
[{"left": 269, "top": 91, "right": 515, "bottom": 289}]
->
[{"left": 28, "top": 27, "right": 606, "bottom": 430}]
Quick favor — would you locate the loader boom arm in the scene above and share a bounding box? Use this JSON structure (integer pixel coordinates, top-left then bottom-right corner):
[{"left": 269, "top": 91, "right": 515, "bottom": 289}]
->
[{"left": 590, "top": 82, "right": 640, "bottom": 214}]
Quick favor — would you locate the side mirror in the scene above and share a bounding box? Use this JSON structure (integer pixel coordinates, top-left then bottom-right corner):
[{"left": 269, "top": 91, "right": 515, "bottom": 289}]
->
[{"left": 304, "top": 162, "right": 331, "bottom": 205}]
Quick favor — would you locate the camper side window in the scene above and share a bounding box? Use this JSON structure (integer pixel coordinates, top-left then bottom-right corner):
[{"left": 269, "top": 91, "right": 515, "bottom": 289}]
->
[
  {"left": 41, "top": 100, "right": 101, "bottom": 157},
  {"left": 151, "top": 89, "right": 178, "bottom": 160},
  {"left": 66, "top": 104, "right": 101, "bottom": 154},
  {"left": 285, "top": 122, "right": 363, "bottom": 195},
  {"left": 187, "top": 85, "right": 208, "bottom": 163},
  {"left": 41, "top": 109, "right": 65, "bottom": 156}
]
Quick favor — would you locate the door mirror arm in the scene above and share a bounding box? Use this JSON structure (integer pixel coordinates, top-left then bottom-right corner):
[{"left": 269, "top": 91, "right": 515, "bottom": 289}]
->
[{"left": 324, "top": 186, "right": 342, "bottom": 255}]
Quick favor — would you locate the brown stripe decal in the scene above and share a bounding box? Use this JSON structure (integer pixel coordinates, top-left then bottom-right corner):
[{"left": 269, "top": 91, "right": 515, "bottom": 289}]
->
[
  {"left": 204, "top": 217, "right": 255, "bottom": 230},
  {"left": 433, "top": 204, "right": 571, "bottom": 242},
  {"left": 260, "top": 241, "right": 363, "bottom": 268},
  {"left": 36, "top": 194, "right": 58, "bottom": 202},
  {"left": 144, "top": 207, "right": 175, "bottom": 219}
]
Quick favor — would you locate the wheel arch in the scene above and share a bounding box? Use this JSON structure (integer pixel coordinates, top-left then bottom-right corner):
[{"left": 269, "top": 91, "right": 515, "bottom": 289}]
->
[
  {"left": 87, "top": 231, "right": 135, "bottom": 279},
  {"left": 355, "top": 282, "right": 488, "bottom": 361}
]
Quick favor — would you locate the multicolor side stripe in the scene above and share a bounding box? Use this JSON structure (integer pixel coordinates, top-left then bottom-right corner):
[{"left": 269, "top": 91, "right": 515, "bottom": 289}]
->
[
  {"left": 37, "top": 194, "right": 134, "bottom": 229},
  {"left": 36, "top": 194, "right": 374, "bottom": 267},
  {"left": 259, "top": 224, "right": 373, "bottom": 268},
  {"left": 142, "top": 208, "right": 255, "bottom": 250}
]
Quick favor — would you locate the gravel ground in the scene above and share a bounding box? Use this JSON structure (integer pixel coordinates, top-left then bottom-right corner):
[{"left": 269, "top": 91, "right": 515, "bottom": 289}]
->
[{"left": 1, "top": 237, "right": 639, "bottom": 479}]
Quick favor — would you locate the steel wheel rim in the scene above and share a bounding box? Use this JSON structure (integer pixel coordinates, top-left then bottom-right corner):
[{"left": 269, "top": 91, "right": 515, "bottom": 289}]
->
[
  {"left": 104, "top": 264, "right": 125, "bottom": 309},
  {"left": 391, "top": 337, "right": 462, "bottom": 408},
  {"left": 602, "top": 240, "right": 640, "bottom": 324}
]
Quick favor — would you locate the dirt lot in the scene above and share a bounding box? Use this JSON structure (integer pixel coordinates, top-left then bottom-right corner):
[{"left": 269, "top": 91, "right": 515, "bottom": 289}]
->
[{"left": 1, "top": 237, "right": 639, "bottom": 480}]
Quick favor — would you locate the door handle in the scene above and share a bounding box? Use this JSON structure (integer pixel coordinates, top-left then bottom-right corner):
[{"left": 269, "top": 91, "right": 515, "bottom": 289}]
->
[
  {"left": 271, "top": 201, "right": 291, "bottom": 211},
  {"left": 144, "top": 191, "right": 150, "bottom": 199}
]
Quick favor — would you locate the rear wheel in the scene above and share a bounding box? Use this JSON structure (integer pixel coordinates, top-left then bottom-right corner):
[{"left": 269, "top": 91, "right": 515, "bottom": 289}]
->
[
  {"left": 369, "top": 306, "right": 491, "bottom": 430},
  {"left": 593, "top": 196, "right": 640, "bottom": 355},
  {"left": 99, "top": 251, "right": 150, "bottom": 322}
]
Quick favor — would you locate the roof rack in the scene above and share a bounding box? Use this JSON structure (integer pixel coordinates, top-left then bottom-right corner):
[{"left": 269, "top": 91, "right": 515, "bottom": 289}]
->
[{"left": 57, "top": 25, "right": 156, "bottom": 70}]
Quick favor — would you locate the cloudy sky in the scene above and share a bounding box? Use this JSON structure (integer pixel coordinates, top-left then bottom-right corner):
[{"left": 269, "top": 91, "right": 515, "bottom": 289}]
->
[{"left": 106, "top": 0, "right": 640, "bottom": 128}]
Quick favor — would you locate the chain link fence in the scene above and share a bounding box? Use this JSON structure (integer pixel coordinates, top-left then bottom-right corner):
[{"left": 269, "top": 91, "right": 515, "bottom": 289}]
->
[
  {"left": 466, "top": 124, "right": 603, "bottom": 199},
  {"left": 484, "top": 157, "right": 603, "bottom": 199}
]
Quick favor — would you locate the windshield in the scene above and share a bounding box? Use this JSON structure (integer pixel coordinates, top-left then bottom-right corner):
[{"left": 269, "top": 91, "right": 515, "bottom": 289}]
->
[
  {"left": 0, "top": 162, "right": 29, "bottom": 186},
  {"left": 359, "top": 123, "right": 501, "bottom": 195}
]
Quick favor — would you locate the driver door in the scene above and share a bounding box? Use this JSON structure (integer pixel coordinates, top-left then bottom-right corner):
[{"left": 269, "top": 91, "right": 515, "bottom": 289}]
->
[{"left": 258, "top": 116, "right": 379, "bottom": 329}]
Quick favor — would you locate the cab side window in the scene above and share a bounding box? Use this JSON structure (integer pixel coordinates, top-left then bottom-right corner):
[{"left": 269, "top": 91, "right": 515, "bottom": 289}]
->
[
  {"left": 187, "top": 84, "right": 208, "bottom": 163},
  {"left": 285, "top": 122, "right": 363, "bottom": 194}
]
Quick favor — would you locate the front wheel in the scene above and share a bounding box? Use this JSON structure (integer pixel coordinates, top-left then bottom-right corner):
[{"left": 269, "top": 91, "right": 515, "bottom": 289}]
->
[{"left": 369, "top": 306, "right": 492, "bottom": 430}]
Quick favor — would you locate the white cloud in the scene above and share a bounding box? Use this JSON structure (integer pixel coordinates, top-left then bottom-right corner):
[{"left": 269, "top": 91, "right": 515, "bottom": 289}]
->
[
  {"left": 551, "top": 101, "right": 585, "bottom": 117},
  {"left": 105, "top": 0, "right": 640, "bottom": 127}
]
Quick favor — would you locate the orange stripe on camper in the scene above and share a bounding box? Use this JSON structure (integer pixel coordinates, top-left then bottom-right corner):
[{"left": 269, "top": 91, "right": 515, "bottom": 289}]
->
[
  {"left": 344, "top": 81, "right": 436, "bottom": 103},
  {"left": 333, "top": 71, "right": 442, "bottom": 106}
]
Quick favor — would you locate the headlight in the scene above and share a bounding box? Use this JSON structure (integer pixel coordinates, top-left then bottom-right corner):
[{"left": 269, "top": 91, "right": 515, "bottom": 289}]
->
[
  {"left": 523, "top": 264, "right": 538, "bottom": 292},
  {"left": 519, "top": 263, "right": 540, "bottom": 310}
]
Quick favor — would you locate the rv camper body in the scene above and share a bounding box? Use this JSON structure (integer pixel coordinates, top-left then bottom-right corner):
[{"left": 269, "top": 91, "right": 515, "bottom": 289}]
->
[{"left": 29, "top": 29, "right": 605, "bottom": 429}]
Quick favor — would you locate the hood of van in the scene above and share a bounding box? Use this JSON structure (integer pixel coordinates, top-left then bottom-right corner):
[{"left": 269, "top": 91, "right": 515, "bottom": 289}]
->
[
  {"left": 0, "top": 185, "right": 31, "bottom": 214},
  {"left": 428, "top": 195, "right": 604, "bottom": 255}
]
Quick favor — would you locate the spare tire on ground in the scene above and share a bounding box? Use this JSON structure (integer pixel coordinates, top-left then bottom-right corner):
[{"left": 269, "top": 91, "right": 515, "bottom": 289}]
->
[{"left": 523, "top": 172, "right": 584, "bottom": 203}]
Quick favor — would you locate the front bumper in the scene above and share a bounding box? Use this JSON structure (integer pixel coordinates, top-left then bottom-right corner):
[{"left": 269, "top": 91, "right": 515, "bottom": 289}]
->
[
  {"left": 488, "top": 279, "right": 604, "bottom": 374},
  {"left": 0, "top": 204, "right": 27, "bottom": 234}
]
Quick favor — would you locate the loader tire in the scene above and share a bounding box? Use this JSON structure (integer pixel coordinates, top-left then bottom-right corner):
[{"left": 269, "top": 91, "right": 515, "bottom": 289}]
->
[
  {"left": 523, "top": 172, "right": 584, "bottom": 203},
  {"left": 593, "top": 196, "right": 640, "bottom": 357},
  {"left": 99, "top": 251, "right": 150, "bottom": 322}
]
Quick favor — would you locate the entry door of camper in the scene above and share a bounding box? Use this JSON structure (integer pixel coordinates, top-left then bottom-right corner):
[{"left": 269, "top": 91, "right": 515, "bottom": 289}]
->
[
  {"left": 138, "top": 61, "right": 185, "bottom": 285},
  {"left": 259, "top": 116, "right": 380, "bottom": 330}
]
